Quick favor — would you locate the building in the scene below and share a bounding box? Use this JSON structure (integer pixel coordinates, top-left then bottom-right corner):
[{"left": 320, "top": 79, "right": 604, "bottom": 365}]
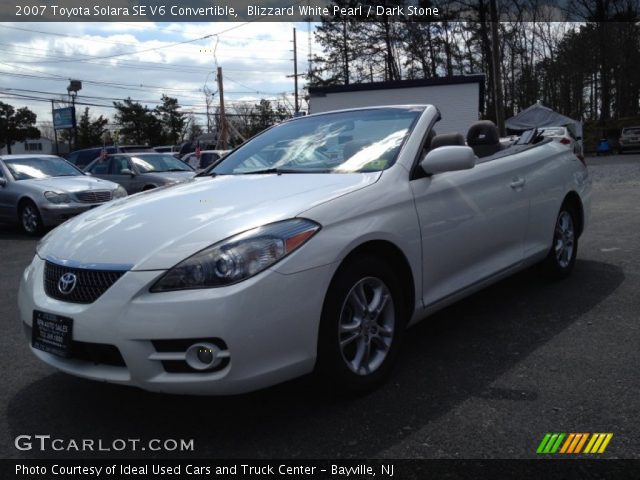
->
[
  {"left": 308, "top": 75, "right": 485, "bottom": 136},
  {"left": 1, "top": 137, "right": 54, "bottom": 155}
]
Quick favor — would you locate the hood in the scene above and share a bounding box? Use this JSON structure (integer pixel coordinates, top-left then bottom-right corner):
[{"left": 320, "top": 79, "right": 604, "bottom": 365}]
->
[
  {"left": 20, "top": 176, "right": 118, "bottom": 193},
  {"left": 38, "top": 172, "right": 380, "bottom": 270}
]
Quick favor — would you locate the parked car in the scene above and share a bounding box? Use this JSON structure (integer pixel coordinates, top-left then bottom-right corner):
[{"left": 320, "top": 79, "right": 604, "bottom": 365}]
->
[
  {"left": 539, "top": 126, "right": 583, "bottom": 159},
  {"left": 182, "top": 150, "right": 230, "bottom": 171},
  {"left": 83, "top": 152, "right": 195, "bottom": 194},
  {"left": 152, "top": 145, "right": 178, "bottom": 153},
  {"left": 0, "top": 154, "right": 127, "bottom": 235},
  {"left": 67, "top": 145, "right": 152, "bottom": 169},
  {"left": 618, "top": 126, "right": 640, "bottom": 153},
  {"left": 19, "top": 106, "right": 591, "bottom": 395},
  {"left": 177, "top": 141, "right": 218, "bottom": 159}
]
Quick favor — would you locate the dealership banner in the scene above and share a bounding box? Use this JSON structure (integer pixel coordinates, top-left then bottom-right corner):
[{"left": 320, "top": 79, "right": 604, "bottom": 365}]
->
[
  {"left": 4, "top": 459, "right": 640, "bottom": 479},
  {"left": 4, "top": 0, "right": 639, "bottom": 22}
]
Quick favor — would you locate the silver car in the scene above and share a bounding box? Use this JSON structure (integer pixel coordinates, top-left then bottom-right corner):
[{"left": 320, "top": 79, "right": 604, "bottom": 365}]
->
[
  {"left": 0, "top": 154, "right": 127, "bottom": 235},
  {"left": 619, "top": 126, "right": 640, "bottom": 153},
  {"left": 83, "top": 153, "right": 195, "bottom": 194}
]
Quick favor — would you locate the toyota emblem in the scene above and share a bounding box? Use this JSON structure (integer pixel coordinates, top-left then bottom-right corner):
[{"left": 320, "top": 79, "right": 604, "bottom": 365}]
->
[{"left": 58, "top": 272, "right": 77, "bottom": 295}]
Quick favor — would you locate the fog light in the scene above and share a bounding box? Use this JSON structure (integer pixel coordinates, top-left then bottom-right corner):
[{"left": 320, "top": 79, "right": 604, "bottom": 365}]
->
[
  {"left": 197, "top": 348, "right": 214, "bottom": 364},
  {"left": 185, "top": 342, "right": 221, "bottom": 371}
]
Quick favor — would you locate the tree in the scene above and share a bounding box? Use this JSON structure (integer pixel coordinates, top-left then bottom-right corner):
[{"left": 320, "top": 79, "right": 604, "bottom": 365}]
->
[
  {"left": 76, "top": 107, "right": 108, "bottom": 149},
  {"left": 113, "top": 98, "right": 164, "bottom": 145},
  {"left": 155, "top": 95, "right": 186, "bottom": 145},
  {"left": 0, "top": 101, "right": 40, "bottom": 154}
]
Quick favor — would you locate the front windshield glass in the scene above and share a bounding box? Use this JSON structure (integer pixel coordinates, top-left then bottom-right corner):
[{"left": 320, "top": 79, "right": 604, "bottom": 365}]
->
[
  {"left": 213, "top": 107, "right": 423, "bottom": 175},
  {"left": 131, "top": 154, "right": 193, "bottom": 173},
  {"left": 4, "top": 156, "right": 82, "bottom": 180}
]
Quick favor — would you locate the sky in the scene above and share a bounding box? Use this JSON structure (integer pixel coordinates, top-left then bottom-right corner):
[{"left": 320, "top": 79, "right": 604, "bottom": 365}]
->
[{"left": 0, "top": 21, "right": 318, "bottom": 132}]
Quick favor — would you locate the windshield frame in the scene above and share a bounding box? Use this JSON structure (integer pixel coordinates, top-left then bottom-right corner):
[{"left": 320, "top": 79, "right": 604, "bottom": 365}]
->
[{"left": 210, "top": 107, "right": 424, "bottom": 176}]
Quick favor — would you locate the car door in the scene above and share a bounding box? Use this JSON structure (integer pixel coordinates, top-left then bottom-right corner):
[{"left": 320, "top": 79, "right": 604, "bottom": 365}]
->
[
  {"left": 96, "top": 156, "right": 139, "bottom": 193},
  {"left": 410, "top": 153, "right": 530, "bottom": 308},
  {"left": 0, "top": 163, "right": 13, "bottom": 221}
]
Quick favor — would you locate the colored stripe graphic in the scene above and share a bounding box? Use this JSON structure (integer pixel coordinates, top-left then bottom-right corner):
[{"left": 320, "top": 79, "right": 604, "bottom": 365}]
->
[
  {"left": 585, "top": 433, "right": 614, "bottom": 454},
  {"left": 537, "top": 433, "right": 565, "bottom": 454},
  {"left": 538, "top": 433, "right": 613, "bottom": 454}
]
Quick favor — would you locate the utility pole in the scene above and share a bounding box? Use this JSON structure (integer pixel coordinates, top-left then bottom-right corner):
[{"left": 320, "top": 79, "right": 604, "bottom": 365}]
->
[
  {"left": 287, "top": 27, "right": 305, "bottom": 115},
  {"left": 489, "top": 0, "right": 505, "bottom": 136},
  {"left": 51, "top": 100, "right": 58, "bottom": 155},
  {"left": 216, "top": 66, "right": 227, "bottom": 149},
  {"left": 293, "top": 28, "right": 299, "bottom": 114}
]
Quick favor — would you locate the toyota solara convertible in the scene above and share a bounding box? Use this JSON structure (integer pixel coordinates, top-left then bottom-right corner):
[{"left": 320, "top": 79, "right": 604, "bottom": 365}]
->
[{"left": 19, "top": 106, "right": 591, "bottom": 395}]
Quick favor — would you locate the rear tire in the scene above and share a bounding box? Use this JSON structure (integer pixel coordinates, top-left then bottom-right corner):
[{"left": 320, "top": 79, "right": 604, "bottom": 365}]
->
[
  {"left": 316, "top": 254, "right": 406, "bottom": 394},
  {"left": 19, "top": 200, "right": 44, "bottom": 236},
  {"left": 542, "top": 203, "right": 578, "bottom": 279}
]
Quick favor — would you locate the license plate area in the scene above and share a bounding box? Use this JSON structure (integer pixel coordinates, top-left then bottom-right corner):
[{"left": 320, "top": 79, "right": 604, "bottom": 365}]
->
[{"left": 32, "top": 310, "right": 73, "bottom": 358}]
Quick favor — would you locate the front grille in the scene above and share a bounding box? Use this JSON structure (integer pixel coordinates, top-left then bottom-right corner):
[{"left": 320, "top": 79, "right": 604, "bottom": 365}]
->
[
  {"left": 74, "top": 190, "right": 112, "bottom": 203},
  {"left": 44, "top": 261, "right": 126, "bottom": 304}
]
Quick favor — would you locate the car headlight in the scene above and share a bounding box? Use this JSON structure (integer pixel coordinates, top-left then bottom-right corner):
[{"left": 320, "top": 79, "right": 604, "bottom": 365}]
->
[
  {"left": 113, "top": 185, "right": 128, "bottom": 199},
  {"left": 44, "top": 191, "right": 70, "bottom": 204},
  {"left": 150, "top": 218, "right": 321, "bottom": 292}
]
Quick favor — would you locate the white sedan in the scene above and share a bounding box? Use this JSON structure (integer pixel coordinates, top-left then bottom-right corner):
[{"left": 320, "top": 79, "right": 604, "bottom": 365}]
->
[{"left": 18, "top": 106, "right": 591, "bottom": 395}]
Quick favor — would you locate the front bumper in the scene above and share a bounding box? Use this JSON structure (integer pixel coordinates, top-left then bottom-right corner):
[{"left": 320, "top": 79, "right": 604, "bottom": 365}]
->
[
  {"left": 18, "top": 255, "right": 334, "bottom": 395},
  {"left": 39, "top": 202, "right": 104, "bottom": 227}
]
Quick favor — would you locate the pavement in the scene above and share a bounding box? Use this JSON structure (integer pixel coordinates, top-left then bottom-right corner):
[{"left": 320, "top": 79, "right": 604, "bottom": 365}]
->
[{"left": 1, "top": 154, "right": 639, "bottom": 460}]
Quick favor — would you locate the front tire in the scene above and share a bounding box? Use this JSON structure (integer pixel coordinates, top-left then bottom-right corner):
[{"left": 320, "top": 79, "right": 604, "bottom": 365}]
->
[
  {"left": 543, "top": 203, "right": 578, "bottom": 279},
  {"left": 19, "top": 200, "right": 44, "bottom": 236},
  {"left": 316, "top": 254, "right": 406, "bottom": 394}
]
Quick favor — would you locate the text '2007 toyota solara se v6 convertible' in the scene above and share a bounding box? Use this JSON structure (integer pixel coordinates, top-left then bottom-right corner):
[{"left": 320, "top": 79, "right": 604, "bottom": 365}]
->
[{"left": 19, "top": 106, "right": 591, "bottom": 395}]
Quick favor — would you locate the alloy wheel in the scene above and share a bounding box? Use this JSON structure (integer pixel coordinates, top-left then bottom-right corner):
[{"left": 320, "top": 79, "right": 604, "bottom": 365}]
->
[{"left": 338, "top": 276, "right": 395, "bottom": 376}]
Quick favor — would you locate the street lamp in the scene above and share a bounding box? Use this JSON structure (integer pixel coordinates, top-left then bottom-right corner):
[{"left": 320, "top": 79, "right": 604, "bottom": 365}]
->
[{"left": 67, "top": 80, "right": 82, "bottom": 150}]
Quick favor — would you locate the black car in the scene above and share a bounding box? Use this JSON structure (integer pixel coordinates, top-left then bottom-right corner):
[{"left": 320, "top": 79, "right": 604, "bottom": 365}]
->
[{"left": 67, "top": 145, "right": 152, "bottom": 168}]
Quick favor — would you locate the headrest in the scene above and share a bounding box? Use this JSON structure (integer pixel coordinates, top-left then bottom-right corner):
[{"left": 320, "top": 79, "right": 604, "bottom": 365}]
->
[
  {"left": 467, "top": 120, "right": 499, "bottom": 146},
  {"left": 431, "top": 133, "right": 466, "bottom": 149}
]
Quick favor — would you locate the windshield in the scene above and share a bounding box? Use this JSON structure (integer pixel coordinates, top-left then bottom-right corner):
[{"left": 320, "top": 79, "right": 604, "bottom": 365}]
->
[
  {"left": 130, "top": 154, "right": 192, "bottom": 173},
  {"left": 4, "top": 156, "right": 83, "bottom": 180},
  {"left": 212, "top": 107, "right": 423, "bottom": 175},
  {"left": 622, "top": 127, "right": 640, "bottom": 135}
]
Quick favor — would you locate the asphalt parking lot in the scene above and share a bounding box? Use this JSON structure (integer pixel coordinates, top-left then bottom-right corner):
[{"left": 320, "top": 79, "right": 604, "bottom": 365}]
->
[{"left": 1, "top": 154, "right": 639, "bottom": 460}]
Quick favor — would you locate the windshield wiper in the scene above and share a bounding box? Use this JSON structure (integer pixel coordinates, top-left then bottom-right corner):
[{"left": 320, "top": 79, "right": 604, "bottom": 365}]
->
[{"left": 240, "top": 167, "right": 329, "bottom": 175}]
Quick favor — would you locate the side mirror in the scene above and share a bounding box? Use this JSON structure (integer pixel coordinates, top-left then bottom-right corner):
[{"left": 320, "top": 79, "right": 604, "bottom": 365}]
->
[
  {"left": 84, "top": 171, "right": 92, "bottom": 176},
  {"left": 120, "top": 168, "right": 135, "bottom": 176},
  {"left": 421, "top": 146, "right": 476, "bottom": 175},
  {"left": 0, "top": 177, "right": 6, "bottom": 187}
]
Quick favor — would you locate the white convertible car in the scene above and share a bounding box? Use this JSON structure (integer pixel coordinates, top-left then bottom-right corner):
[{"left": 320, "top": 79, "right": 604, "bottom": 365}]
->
[{"left": 18, "top": 106, "right": 591, "bottom": 395}]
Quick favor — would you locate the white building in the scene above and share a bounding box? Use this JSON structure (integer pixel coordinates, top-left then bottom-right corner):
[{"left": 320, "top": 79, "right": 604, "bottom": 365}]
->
[
  {"left": 1, "top": 137, "right": 54, "bottom": 155},
  {"left": 308, "top": 75, "right": 485, "bottom": 136}
]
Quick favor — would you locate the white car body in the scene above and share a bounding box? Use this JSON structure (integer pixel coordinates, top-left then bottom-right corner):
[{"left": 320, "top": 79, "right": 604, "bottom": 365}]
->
[{"left": 18, "top": 105, "right": 591, "bottom": 395}]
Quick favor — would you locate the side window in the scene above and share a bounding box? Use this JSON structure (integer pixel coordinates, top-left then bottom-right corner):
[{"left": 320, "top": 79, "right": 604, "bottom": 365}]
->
[
  {"left": 109, "top": 156, "right": 129, "bottom": 174},
  {"left": 67, "top": 152, "right": 79, "bottom": 165},
  {"left": 90, "top": 158, "right": 109, "bottom": 175},
  {"left": 200, "top": 153, "right": 218, "bottom": 169},
  {"left": 78, "top": 150, "right": 98, "bottom": 166}
]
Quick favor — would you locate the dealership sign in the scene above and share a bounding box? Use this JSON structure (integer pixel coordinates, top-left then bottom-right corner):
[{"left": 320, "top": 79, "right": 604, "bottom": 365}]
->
[{"left": 53, "top": 107, "right": 75, "bottom": 130}]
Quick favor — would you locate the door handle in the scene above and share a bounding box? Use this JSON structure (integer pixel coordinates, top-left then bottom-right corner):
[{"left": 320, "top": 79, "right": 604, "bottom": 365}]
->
[{"left": 510, "top": 177, "right": 526, "bottom": 189}]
